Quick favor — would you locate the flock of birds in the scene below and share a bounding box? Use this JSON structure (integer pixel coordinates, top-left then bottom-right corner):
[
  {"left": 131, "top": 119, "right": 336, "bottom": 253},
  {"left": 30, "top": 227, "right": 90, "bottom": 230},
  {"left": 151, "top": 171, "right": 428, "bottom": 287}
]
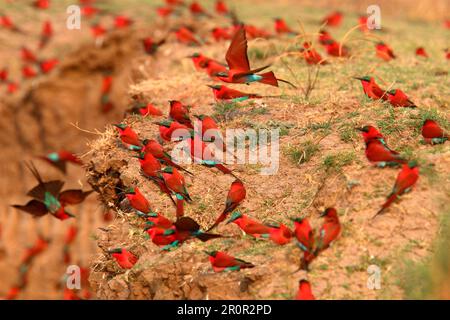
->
[{"left": 2, "top": 0, "right": 449, "bottom": 300}]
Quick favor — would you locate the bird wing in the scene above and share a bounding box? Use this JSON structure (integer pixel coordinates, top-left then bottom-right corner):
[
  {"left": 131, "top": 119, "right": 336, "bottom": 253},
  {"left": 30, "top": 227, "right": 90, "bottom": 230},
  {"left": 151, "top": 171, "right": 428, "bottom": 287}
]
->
[
  {"left": 196, "top": 233, "right": 222, "bottom": 242},
  {"left": 12, "top": 200, "right": 48, "bottom": 217},
  {"left": 174, "top": 216, "right": 200, "bottom": 232},
  {"left": 58, "top": 189, "right": 93, "bottom": 206},
  {"left": 226, "top": 26, "right": 250, "bottom": 71},
  {"left": 27, "top": 180, "right": 65, "bottom": 201}
]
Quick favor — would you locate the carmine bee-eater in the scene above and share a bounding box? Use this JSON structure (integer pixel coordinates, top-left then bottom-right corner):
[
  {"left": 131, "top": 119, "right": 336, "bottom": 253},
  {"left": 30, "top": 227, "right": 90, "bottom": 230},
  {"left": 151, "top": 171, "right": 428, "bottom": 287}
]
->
[
  {"left": 0, "top": 68, "right": 7, "bottom": 82},
  {"left": 161, "top": 166, "right": 192, "bottom": 202},
  {"left": 212, "top": 27, "right": 232, "bottom": 41},
  {"left": 174, "top": 216, "right": 222, "bottom": 243},
  {"left": 39, "top": 20, "right": 53, "bottom": 49},
  {"left": 274, "top": 18, "right": 297, "bottom": 35},
  {"left": 374, "top": 161, "right": 419, "bottom": 218},
  {"left": 174, "top": 27, "right": 203, "bottom": 46},
  {"left": 81, "top": 5, "right": 100, "bottom": 18},
  {"left": 137, "top": 152, "right": 161, "bottom": 179},
  {"left": 90, "top": 23, "right": 106, "bottom": 39},
  {"left": 189, "top": 1, "right": 210, "bottom": 17},
  {"left": 358, "top": 16, "right": 369, "bottom": 32},
  {"left": 38, "top": 150, "right": 82, "bottom": 174},
  {"left": 114, "top": 15, "right": 133, "bottom": 29},
  {"left": 7, "top": 81, "right": 19, "bottom": 94},
  {"left": 215, "top": 0, "right": 229, "bottom": 15},
  {"left": 189, "top": 52, "right": 212, "bottom": 70},
  {"left": 39, "top": 58, "right": 59, "bottom": 74},
  {"left": 322, "top": 11, "right": 343, "bottom": 27},
  {"left": 375, "top": 42, "right": 396, "bottom": 61},
  {"left": 147, "top": 226, "right": 178, "bottom": 247},
  {"left": 314, "top": 208, "right": 341, "bottom": 255},
  {"left": 12, "top": 163, "right": 93, "bottom": 220},
  {"left": 215, "top": 26, "right": 295, "bottom": 87},
  {"left": 357, "top": 125, "right": 387, "bottom": 145},
  {"left": 146, "top": 212, "right": 173, "bottom": 229},
  {"left": 208, "top": 84, "right": 261, "bottom": 102},
  {"left": 22, "top": 65, "right": 37, "bottom": 79},
  {"left": 226, "top": 211, "right": 271, "bottom": 238},
  {"left": 113, "top": 123, "right": 142, "bottom": 150},
  {"left": 295, "top": 279, "right": 315, "bottom": 300},
  {"left": 33, "top": 0, "right": 50, "bottom": 10},
  {"left": 354, "top": 76, "right": 387, "bottom": 100},
  {"left": 415, "top": 47, "right": 428, "bottom": 58},
  {"left": 364, "top": 139, "right": 406, "bottom": 167},
  {"left": 126, "top": 102, "right": 163, "bottom": 117},
  {"left": 21, "top": 47, "right": 37, "bottom": 63},
  {"left": 300, "top": 42, "right": 327, "bottom": 65},
  {"left": 142, "top": 139, "right": 193, "bottom": 175},
  {"left": 203, "top": 60, "right": 228, "bottom": 79},
  {"left": 421, "top": 119, "right": 448, "bottom": 144},
  {"left": 387, "top": 89, "right": 417, "bottom": 108},
  {"left": 142, "top": 37, "right": 166, "bottom": 55},
  {"left": 318, "top": 29, "right": 334, "bottom": 45},
  {"left": 125, "top": 187, "right": 151, "bottom": 215},
  {"left": 267, "top": 223, "right": 293, "bottom": 245},
  {"left": 169, "top": 100, "right": 193, "bottom": 128},
  {"left": 156, "top": 6, "right": 175, "bottom": 18},
  {"left": 1, "top": 14, "right": 22, "bottom": 33},
  {"left": 108, "top": 248, "right": 138, "bottom": 269},
  {"left": 156, "top": 119, "right": 190, "bottom": 142},
  {"left": 290, "top": 217, "right": 314, "bottom": 253},
  {"left": 206, "top": 251, "right": 254, "bottom": 272},
  {"left": 209, "top": 179, "right": 246, "bottom": 230},
  {"left": 324, "top": 40, "right": 349, "bottom": 57}
]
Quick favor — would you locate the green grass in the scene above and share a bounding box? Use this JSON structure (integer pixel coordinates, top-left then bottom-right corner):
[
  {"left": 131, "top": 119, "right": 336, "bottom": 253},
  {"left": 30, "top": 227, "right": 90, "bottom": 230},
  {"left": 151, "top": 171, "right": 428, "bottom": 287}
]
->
[
  {"left": 285, "top": 140, "right": 319, "bottom": 165},
  {"left": 322, "top": 151, "right": 356, "bottom": 172}
]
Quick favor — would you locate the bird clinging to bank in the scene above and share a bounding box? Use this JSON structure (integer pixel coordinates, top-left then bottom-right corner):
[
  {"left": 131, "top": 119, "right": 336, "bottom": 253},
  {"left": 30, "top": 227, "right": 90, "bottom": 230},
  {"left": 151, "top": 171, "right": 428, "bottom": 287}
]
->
[
  {"left": 206, "top": 251, "right": 254, "bottom": 272},
  {"left": 421, "top": 119, "right": 448, "bottom": 145}
]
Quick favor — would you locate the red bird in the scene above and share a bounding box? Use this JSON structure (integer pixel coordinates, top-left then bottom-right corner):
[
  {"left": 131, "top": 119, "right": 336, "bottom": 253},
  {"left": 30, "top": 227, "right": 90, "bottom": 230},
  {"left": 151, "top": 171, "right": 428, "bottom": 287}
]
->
[
  {"left": 212, "top": 27, "right": 232, "bottom": 41},
  {"left": 142, "top": 37, "right": 166, "bottom": 55},
  {"left": 39, "top": 20, "right": 53, "bottom": 49},
  {"left": 208, "top": 84, "right": 261, "bottom": 101},
  {"left": 421, "top": 119, "right": 448, "bottom": 144},
  {"left": 108, "top": 248, "right": 138, "bottom": 269},
  {"left": 142, "top": 139, "right": 191, "bottom": 173},
  {"left": 161, "top": 166, "right": 192, "bottom": 202},
  {"left": 209, "top": 179, "right": 246, "bottom": 230},
  {"left": 203, "top": 60, "right": 228, "bottom": 79},
  {"left": 318, "top": 30, "right": 334, "bottom": 45},
  {"left": 114, "top": 15, "right": 133, "bottom": 29},
  {"left": 156, "top": 6, "right": 175, "bottom": 18},
  {"left": 295, "top": 280, "right": 315, "bottom": 300},
  {"left": 90, "top": 23, "right": 106, "bottom": 39},
  {"left": 268, "top": 223, "right": 293, "bottom": 245},
  {"left": 387, "top": 89, "right": 417, "bottom": 108},
  {"left": 189, "top": 53, "right": 212, "bottom": 70},
  {"left": 125, "top": 187, "right": 151, "bottom": 214},
  {"left": 189, "top": 1, "right": 210, "bottom": 17},
  {"left": 322, "top": 11, "right": 343, "bottom": 27},
  {"left": 7, "top": 82, "right": 19, "bottom": 94},
  {"left": 357, "top": 125, "right": 387, "bottom": 145},
  {"left": 324, "top": 40, "right": 349, "bottom": 57},
  {"left": 215, "top": 0, "right": 229, "bottom": 15},
  {"left": 127, "top": 102, "right": 163, "bottom": 117},
  {"left": 39, "top": 58, "right": 59, "bottom": 74},
  {"left": 81, "top": 5, "right": 100, "bottom": 18},
  {"left": 375, "top": 42, "right": 396, "bottom": 61},
  {"left": 0, "top": 68, "right": 8, "bottom": 82},
  {"left": 169, "top": 100, "right": 193, "bottom": 128},
  {"left": 315, "top": 208, "right": 341, "bottom": 254},
  {"left": 174, "top": 27, "right": 202, "bottom": 46},
  {"left": 291, "top": 217, "right": 314, "bottom": 253},
  {"left": 415, "top": 47, "right": 428, "bottom": 58},
  {"left": 146, "top": 212, "right": 173, "bottom": 229},
  {"left": 300, "top": 42, "right": 327, "bottom": 65},
  {"left": 113, "top": 123, "right": 142, "bottom": 149},
  {"left": 147, "top": 227, "right": 178, "bottom": 247},
  {"left": 215, "top": 26, "right": 295, "bottom": 87},
  {"left": 374, "top": 161, "right": 419, "bottom": 218},
  {"left": 354, "top": 76, "right": 387, "bottom": 100},
  {"left": 22, "top": 47, "right": 37, "bottom": 63},
  {"left": 22, "top": 65, "right": 38, "bottom": 79},
  {"left": 226, "top": 211, "right": 271, "bottom": 238},
  {"left": 157, "top": 120, "right": 190, "bottom": 142},
  {"left": 359, "top": 16, "right": 369, "bottom": 32},
  {"left": 206, "top": 251, "right": 254, "bottom": 272},
  {"left": 33, "top": 0, "right": 50, "bottom": 10},
  {"left": 38, "top": 150, "right": 82, "bottom": 174},
  {"left": 364, "top": 139, "right": 406, "bottom": 167},
  {"left": 137, "top": 152, "right": 161, "bottom": 179},
  {"left": 274, "top": 18, "right": 296, "bottom": 35}
]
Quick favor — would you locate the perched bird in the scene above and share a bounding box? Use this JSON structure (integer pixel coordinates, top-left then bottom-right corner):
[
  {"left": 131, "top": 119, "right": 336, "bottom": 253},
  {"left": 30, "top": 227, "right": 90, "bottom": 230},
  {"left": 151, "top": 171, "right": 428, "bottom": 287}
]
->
[
  {"left": 146, "top": 212, "right": 173, "bottom": 229},
  {"left": 90, "top": 23, "right": 106, "bottom": 39},
  {"left": 189, "top": 1, "right": 210, "bottom": 17},
  {"left": 295, "top": 280, "right": 315, "bottom": 300},
  {"left": 22, "top": 65, "right": 38, "bottom": 79},
  {"left": 113, "top": 123, "right": 142, "bottom": 150},
  {"left": 291, "top": 217, "right": 314, "bottom": 253},
  {"left": 354, "top": 76, "right": 387, "bottom": 100},
  {"left": 38, "top": 58, "right": 58, "bottom": 74},
  {"left": 211, "top": 27, "right": 232, "bottom": 41},
  {"left": 0, "top": 68, "right": 8, "bottom": 82},
  {"left": 33, "top": 0, "right": 50, "bottom": 10},
  {"left": 38, "top": 150, "right": 82, "bottom": 174},
  {"left": 108, "top": 248, "right": 138, "bottom": 269},
  {"left": 114, "top": 15, "right": 133, "bottom": 29},
  {"left": 364, "top": 139, "right": 406, "bottom": 167},
  {"left": 189, "top": 53, "right": 212, "bottom": 70},
  {"left": 174, "top": 27, "right": 203, "bottom": 46},
  {"left": 267, "top": 223, "right": 293, "bottom": 245},
  {"left": 208, "top": 84, "right": 261, "bottom": 101},
  {"left": 357, "top": 125, "right": 387, "bottom": 145},
  {"left": 314, "top": 208, "right": 341, "bottom": 255},
  {"left": 206, "top": 251, "right": 254, "bottom": 272},
  {"left": 322, "top": 11, "right": 343, "bottom": 27},
  {"left": 126, "top": 102, "right": 163, "bottom": 117},
  {"left": 137, "top": 152, "right": 161, "bottom": 179},
  {"left": 156, "top": 119, "right": 190, "bottom": 142},
  {"left": 209, "top": 179, "right": 246, "bottom": 230},
  {"left": 387, "top": 89, "right": 417, "bottom": 108},
  {"left": 415, "top": 47, "right": 428, "bottom": 58},
  {"left": 324, "top": 40, "right": 349, "bottom": 57},
  {"left": 39, "top": 20, "right": 53, "bottom": 49},
  {"left": 142, "top": 37, "right": 166, "bottom": 55},
  {"left": 300, "top": 42, "right": 327, "bottom": 65},
  {"left": 203, "top": 60, "right": 229, "bottom": 79},
  {"left": 160, "top": 166, "right": 192, "bottom": 202},
  {"left": 226, "top": 211, "right": 271, "bottom": 238},
  {"left": 318, "top": 30, "right": 334, "bottom": 45},
  {"left": 421, "top": 119, "right": 448, "bottom": 144},
  {"left": 215, "top": 26, "right": 295, "bottom": 87},
  {"left": 215, "top": 0, "right": 229, "bottom": 15},
  {"left": 169, "top": 100, "right": 193, "bottom": 128},
  {"left": 358, "top": 16, "right": 369, "bottom": 32},
  {"left": 375, "top": 42, "right": 395, "bottom": 61},
  {"left": 274, "top": 18, "right": 297, "bottom": 35},
  {"left": 125, "top": 187, "right": 152, "bottom": 215},
  {"left": 142, "top": 139, "right": 192, "bottom": 175},
  {"left": 374, "top": 161, "right": 419, "bottom": 218}
]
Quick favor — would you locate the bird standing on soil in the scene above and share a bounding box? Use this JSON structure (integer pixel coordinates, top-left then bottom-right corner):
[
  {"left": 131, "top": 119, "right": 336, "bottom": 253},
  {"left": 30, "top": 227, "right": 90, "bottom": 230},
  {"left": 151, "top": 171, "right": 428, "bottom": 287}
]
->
[
  {"left": 322, "top": 11, "right": 343, "bottom": 27},
  {"left": 125, "top": 187, "right": 152, "bottom": 215},
  {"left": 127, "top": 102, "right": 163, "bottom": 117},
  {"left": 142, "top": 37, "right": 166, "bottom": 55},
  {"left": 375, "top": 42, "right": 396, "bottom": 61},
  {"left": 357, "top": 125, "right": 387, "bottom": 145},
  {"left": 226, "top": 211, "right": 272, "bottom": 238},
  {"left": 421, "top": 119, "right": 448, "bottom": 144},
  {"left": 156, "top": 119, "right": 190, "bottom": 142},
  {"left": 268, "top": 223, "right": 293, "bottom": 245},
  {"left": 214, "top": 26, "right": 296, "bottom": 88},
  {"left": 114, "top": 123, "right": 142, "bottom": 150},
  {"left": 209, "top": 179, "right": 246, "bottom": 231},
  {"left": 108, "top": 248, "right": 138, "bottom": 269},
  {"left": 208, "top": 84, "right": 262, "bottom": 102},
  {"left": 364, "top": 139, "right": 406, "bottom": 167},
  {"left": 386, "top": 89, "right": 417, "bottom": 108},
  {"left": 169, "top": 100, "right": 193, "bottom": 128},
  {"left": 273, "top": 18, "right": 297, "bottom": 35},
  {"left": 295, "top": 279, "right": 316, "bottom": 300},
  {"left": 291, "top": 217, "right": 315, "bottom": 254},
  {"left": 374, "top": 161, "right": 419, "bottom": 218},
  {"left": 206, "top": 251, "right": 254, "bottom": 272},
  {"left": 354, "top": 76, "right": 387, "bottom": 100}
]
